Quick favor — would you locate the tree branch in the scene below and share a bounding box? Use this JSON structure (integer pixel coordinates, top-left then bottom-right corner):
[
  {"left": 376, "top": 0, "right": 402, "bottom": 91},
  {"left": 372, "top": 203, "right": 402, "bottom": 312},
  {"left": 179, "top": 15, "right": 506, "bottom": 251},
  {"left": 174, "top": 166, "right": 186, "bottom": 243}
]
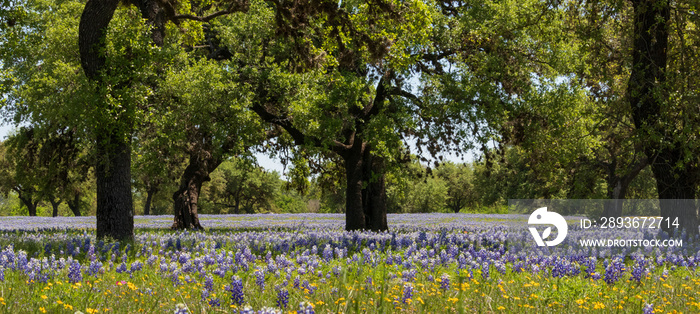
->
[{"left": 251, "top": 103, "right": 351, "bottom": 154}]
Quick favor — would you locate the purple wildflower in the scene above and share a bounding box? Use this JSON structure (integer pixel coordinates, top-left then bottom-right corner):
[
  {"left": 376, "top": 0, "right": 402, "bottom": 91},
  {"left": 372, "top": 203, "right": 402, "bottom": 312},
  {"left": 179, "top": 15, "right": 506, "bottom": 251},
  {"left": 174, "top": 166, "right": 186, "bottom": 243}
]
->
[
  {"left": 297, "top": 302, "right": 314, "bottom": 314},
  {"left": 276, "top": 288, "right": 289, "bottom": 309},
  {"left": 67, "top": 260, "right": 82, "bottom": 283},
  {"left": 440, "top": 273, "right": 450, "bottom": 290},
  {"left": 401, "top": 283, "right": 413, "bottom": 304},
  {"left": 228, "top": 275, "right": 245, "bottom": 306}
]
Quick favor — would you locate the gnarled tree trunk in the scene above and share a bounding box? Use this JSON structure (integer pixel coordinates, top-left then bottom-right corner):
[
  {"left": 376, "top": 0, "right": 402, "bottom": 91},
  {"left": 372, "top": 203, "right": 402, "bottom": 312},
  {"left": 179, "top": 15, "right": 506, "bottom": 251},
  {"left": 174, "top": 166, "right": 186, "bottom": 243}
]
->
[
  {"left": 171, "top": 154, "right": 221, "bottom": 230},
  {"left": 16, "top": 188, "right": 38, "bottom": 216},
  {"left": 67, "top": 193, "right": 82, "bottom": 217},
  {"left": 50, "top": 198, "right": 61, "bottom": 217}
]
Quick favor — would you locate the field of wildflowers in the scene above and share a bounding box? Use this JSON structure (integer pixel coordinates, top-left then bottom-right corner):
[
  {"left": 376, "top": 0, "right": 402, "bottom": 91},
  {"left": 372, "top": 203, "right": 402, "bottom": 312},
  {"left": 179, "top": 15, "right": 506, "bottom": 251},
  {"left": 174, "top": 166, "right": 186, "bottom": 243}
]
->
[{"left": 0, "top": 213, "right": 698, "bottom": 313}]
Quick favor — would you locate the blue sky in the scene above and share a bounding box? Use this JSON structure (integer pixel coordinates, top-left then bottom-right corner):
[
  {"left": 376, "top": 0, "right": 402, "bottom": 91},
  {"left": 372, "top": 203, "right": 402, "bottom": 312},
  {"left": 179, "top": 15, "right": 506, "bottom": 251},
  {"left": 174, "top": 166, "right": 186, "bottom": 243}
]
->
[{"left": 0, "top": 124, "right": 11, "bottom": 141}]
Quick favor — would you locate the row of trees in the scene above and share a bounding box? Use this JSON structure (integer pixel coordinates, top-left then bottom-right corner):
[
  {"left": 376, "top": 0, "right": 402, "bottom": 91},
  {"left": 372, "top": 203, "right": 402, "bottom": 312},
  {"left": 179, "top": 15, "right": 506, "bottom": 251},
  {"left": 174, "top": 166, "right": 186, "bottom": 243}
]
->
[
  {"left": 1, "top": 0, "right": 699, "bottom": 238},
  {"left": 3, "top": 148, "right": 571, "bottom": 216}
]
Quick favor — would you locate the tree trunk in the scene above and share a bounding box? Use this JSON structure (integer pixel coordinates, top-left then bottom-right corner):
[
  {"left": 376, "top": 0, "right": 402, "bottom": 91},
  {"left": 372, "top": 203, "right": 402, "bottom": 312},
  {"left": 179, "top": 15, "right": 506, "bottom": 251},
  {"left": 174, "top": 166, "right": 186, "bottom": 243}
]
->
[
  {"left": 20, "top": 198, "right": 38, "bottom": 217},
  {"left": 652, "top": 150, "right": 698, "bottom": 236},
  {"left": 344, "top": 142, "right": 366, "bottom": 231},
  {"left": 143, "top": 185, "right": 158, "bottom": 215},
  {"left": 16, "top": 189, "right": 38, "bottom": 216},
  {"left": 50, "top": 198, "right": 61, "bottom": 217},
  {"left": 95, "top": 132, "right": 135, "bottom": 240},
  {"left": 601, "top": 157, "right": 648, "bottom": 218},
  {"left": 134, "top": 0, "right": 166, "bottom": 46},
  {"left": 67, "top": 193, "right": 82, "bottom": 217},
  {"left": 362, "top": 147, "right": 388, "bottom": 231},
  {"left": 628, "top": 0, "right": 698, "bottom": 236},
  {"left": 342, "top": 142, "right": 389, "bottom": 231},
  {"left": 27, "top": 201, "right": 38, "bottom": 217},
  {"left": 172, "top": 154, "right": 220, "bottom": 229},
  {"left": 79, "top": 0, "right": 134, "bottom": 240}
]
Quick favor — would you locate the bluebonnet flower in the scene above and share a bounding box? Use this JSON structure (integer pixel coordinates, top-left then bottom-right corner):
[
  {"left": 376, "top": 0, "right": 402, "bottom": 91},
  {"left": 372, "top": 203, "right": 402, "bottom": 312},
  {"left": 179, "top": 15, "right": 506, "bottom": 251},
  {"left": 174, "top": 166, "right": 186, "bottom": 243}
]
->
[
  {"left": 297, "top": 302, "right": 314, "bottom": 314},
  {"left": 170, "top": 270, "right": 182, "bottom": 286},
  {"left": 239, "top": 305, "right": 255, "bottom": 314},
  {"left": 255, "top": 269, "right": 265, "bottom": 291},
  {"left": 604, "top": 258, "right": 625, "bottom": 285},
  {"left": 87, "top": 244, "right": 96, "bottom": 262},
  {"left": 276, "top": 288, "right": 289, "bottom": 308},
  {"left": 302, "top": 280, "right": 315, "bottom": 294},
  {"left": 227, "top": 275, "right": 245, "bottom": 306},
  {"left": 173, "top": 303, "right": 188, "bottom": 314},
  {"left": 44, "top": 243, "right": 52, "bottom": 257},
  {"left": 643, "top": 303, "right": 654, "bottom": 314},
  {"left": 182, "top": 261, "right": 194, "bottom": 273},
  {"left": 440, "top": 273, "right": 450, "bottom": 290},
  {"left": 130, "top": 261, "right": 143, "bottom": 273},
  {"left": 208, "top": 298, "right": 220, "bottom": 307},
  {"left": 87, "top": 260, "right": 102, "bottom": 277},
  {"left": 481, "top": 263, "right": 490, "bottom": 280},
  {"left": 551, "top": 258, "right": 568, "bottom": 278},
  {"left": 402, "top": 269, "right": 416, "bottom": 282},
  {"left": 323, "top": 245, "right": 333, "bottom": 262},
  {"left": 204, "top": 275, "right": 214, "bottom": 292},
  {"left": 401, "top": 283, "right": 413, "bottom": 304},
  {"left": 116, "top": 263, "right": 128, "bottom": 274},
  {"left": 67, "top": 260, "right": 82, "bottom": 283},
  {"left": 631, "top": 259, "right": 648, "bottom": 282},
  {"left": 184, "top": 275, "right": 195, "bottom": 283}
]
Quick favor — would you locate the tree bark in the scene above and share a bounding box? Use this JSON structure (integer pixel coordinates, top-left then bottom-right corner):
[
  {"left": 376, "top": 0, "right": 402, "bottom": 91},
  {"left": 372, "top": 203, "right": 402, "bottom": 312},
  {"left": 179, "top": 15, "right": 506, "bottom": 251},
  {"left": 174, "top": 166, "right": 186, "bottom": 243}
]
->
[
  {"left": 362, "top": 146, "right": 388, "bottom": 231},
  {"left": 653, "top": 151, "right": 698, "bottom": 235},
  {"left": 16, "top": 189, "right": 38, "bottom": 216},
  {"left": 628, "top": 0, "right": 698, "bottom": 236},
  {"left": 95, "top": 131, "right": 135, "bottom": 239},
  {"left": 134, "top": 0, "right": 166, "bottom": 46},
  {"left": 79, "top": 0, "right": 134, "bottom": 240},
  {"left": 171, "top": 154, "right": 221, "bottom": 229},
  {"left": 341, "top": 142, "right": 389, "bottom": 231},
  {"left": 26, "top": 201, "right": 38, "bottom": 217},
  {"left": 78, "top": 0, "right": 120, "bottom": 80},
  {"left": 344, "top": 141, "right": 367, "bottom": 231},
  {"left": 50, "top": 198, "right": 61, "bottom": 217},
  {"left": 67, "top": 193, "right": 82, "bottom": 217},
  {"left": 79, "top": 0, "right": 170, "bottom": 239}
]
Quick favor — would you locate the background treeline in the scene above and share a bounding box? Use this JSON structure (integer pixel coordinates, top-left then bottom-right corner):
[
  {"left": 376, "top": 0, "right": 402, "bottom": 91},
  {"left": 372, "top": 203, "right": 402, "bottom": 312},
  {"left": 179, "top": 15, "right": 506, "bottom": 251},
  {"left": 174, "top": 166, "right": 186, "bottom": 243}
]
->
[{"left": 0, "top": 143, "right": 660, "bottom": 217}]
